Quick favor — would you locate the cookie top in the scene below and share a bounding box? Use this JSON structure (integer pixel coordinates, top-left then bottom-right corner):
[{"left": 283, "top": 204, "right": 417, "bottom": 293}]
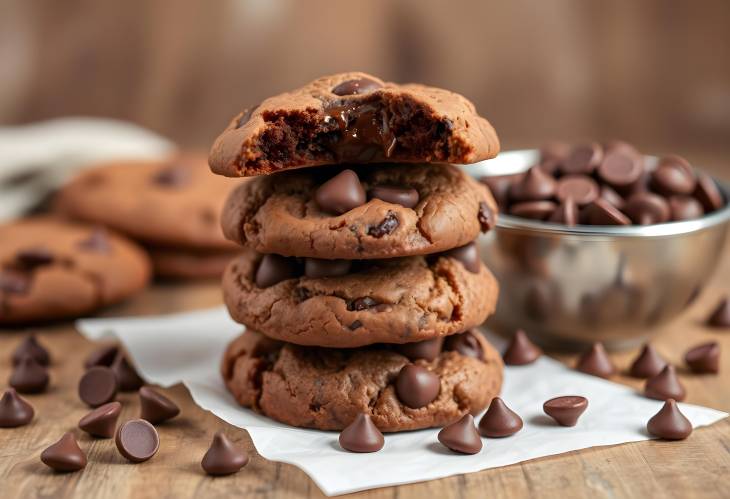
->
[
  {"left": 222, "top": 163, "right": 497, "bottom": 259},
  {"left": 0, "top": 218, "right": 151, "bottom": 324},
  {"left": 222, "top": 249, "right": 499, "bottom": 348},
  {"left": 209, "top": 72, "right": 500, "bottom": 176},
  {"left": 222, "top": 329, "right": 503, "bottom": 431},
  {"left": 55, "top": 153, "right": 242, "bottom": 251}
]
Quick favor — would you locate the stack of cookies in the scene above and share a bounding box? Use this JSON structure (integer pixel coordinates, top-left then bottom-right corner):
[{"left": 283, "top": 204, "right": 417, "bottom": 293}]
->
[{"left": 209, "top": 72, "right": 505, "bottom": 432}]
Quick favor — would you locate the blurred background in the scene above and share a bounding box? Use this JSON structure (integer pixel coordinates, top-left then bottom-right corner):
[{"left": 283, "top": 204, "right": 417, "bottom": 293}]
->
[{"left": 1, "top": 0, "right": 729, "bottom": 171}]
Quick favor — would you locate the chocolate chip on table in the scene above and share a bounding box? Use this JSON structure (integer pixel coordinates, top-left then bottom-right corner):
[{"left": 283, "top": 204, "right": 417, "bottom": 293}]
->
[
  {"left": 12, "top": 334, "right": 50, "bottom": 366},
  {"left": 255, "top": 254, "right": 299, "bottom": 288},
  {"left": 556, "top": 175, "right": 599, "bottom": 206},
  {"left": 368, "top": 212, "right": 399, "bottom": 238},
  {"left": 78, "top": 401, "right": 122, "bottom": 438},
  {"left": 478, "top": 397, "right": 523, "bottom": 438},
  {"left": 16, "top": 247, "right": 54, "bottom": 269},
  {"left": 9, "top": 355, "right": 49, "bottom": 394},
  {"left": 77, "top": 228, "right": 111, "bottom": 253},
  {"left": 443, "top": 330, "right": 484, "bottom": 361},
  {"left": 575, "top": 342, "right": 616, "bottom": 379},
  {"left": 111, "top": 352, "right": 145, "bottom": 392},
  {"left": 443, "top": 242, "right": 480, "bottom": 273},
  {"left": 623, "top": 192, "right": 671, "bottom": 225},
  {"left": 84, "top": 344, "right": 120, "bottom": 369},
  {"left": 629, "top": 344, "right": 667, "bottom": 379},
  {"left": 543, "top": 396, "right": 588, "bottom": 427},
  {"left": 684, "top": 342, "right": 720, "bottom": 374},
  {"left": 331, "top": 77, "right": 383, "bottom": 96},
  {"left": 115, "top": 419, "right": 160, "bottom": 463},
  {"left": 0, "top": 388, "right": 34, "bottom": 428},
  {"left": 478, "top": 201, "right": 496, "bottom": 232},
  {"left": 153, "top": 166, "right": 190, "bottom": 187},
  {"left": 597, "top": 151, "right": 643, "bottom": 188},
  {"left": 369, "top": 185, "right": 419, "bottom": 208},
  {"left": 41, "top": 433, "right": 87, "bottom": 472},
  {"left": 314, "top": 169, "right": 366, "bottom": 215},
  {"left": 396, "top": 337, "right": 444, "bottom": 361},
  {"left": 509, "top": 166, "right": 557, "bottom": 201},
  {"left": 510, "top": 200, "right": 557, "bottom": 220},
  {"left": 668, "top": 196, "right": 704, "bottom": 221},
  {"left": 694, "top": 172, "right": 724, "bottom": 212},
  {"left": 139, "top": 386, "right": 180, "bottom": 425},
  {"left": 437, "top": 414, "right": 482, "bottom": 454},
  {"left": 78, "top": 366, "right": 118, "bottom": 407},
  {"left": 651, "top": 157, "right": 697, "bottom": 196},
  {"left": 395, "top": 365, "right": 440, "bottom": 409},
  {"left": 502, "top": 329, "right": 542, "bottom": 365},
  {"left": 304, "top": 258, "right": 351, "bottom": 278},
  {"left": 707, "top": 297, "right": 730, "bottom": 328},
  {"left": 644, "top": 365, "right": 686, "bottom": 401},
  {"left": 548, "top": 199, "right": 579, "bottom": 226},
  {"left": 561, "top": 143, "right": 603, "bottom": 175},
  {"left": 583, "top": 198, "right": 631, "bottom": 225},
  {"left": 647, "top": 399, "right": 692, "bottom": 440},
  {"left": 201, "top": 432, "right": 249, "bottom": 475},
  {"left": 600, "top": 185, "right": 626, "bottom": 210},
  {"left": 338, "top": 413, "right": 384, "bottom": 453}
]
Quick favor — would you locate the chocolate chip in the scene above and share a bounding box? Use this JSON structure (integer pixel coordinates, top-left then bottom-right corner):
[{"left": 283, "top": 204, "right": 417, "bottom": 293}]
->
[
  {"left": 543, "top": 396, "right": 588, "bottom": 426},
  {"left": 562, "top": 143, "right": 603, "bottom": 175},
  {"left": 332, "top": 77, "right": 383, "bottom": 96},
  {"left": 84, "top": 344, "right": 119, "bottom": 369},
  {"left": 369, "top": 185, "right": 419, "bottom": 208},
  {"left": 0, "top": 269, "right": 29, "bottom": 293},
  {"left": 0, "top": 388, "right": 34, "bottom": 428},
  {"left": 16, "top": 247, "right": 54, "bottom": 269},
  {"left": 348, "top": 320, "right": 363, "bottom": 330},
  {"left": 153, "top": 166, "right": 190, "bottom": 187},
  {"left": 395, "top": 365, "right": 440, "bottom": 409},
  {"left": 651, "top": 162, "right": 696, "bottom": 196},
  {"left": 443, "top": 242, "right": 480, "bottom": 273},
  {"left": 111, "top": 352, "right": 145, "bottom": 392},
  {"left": 481, "top": 174, "right": 522, "bottom": 209},
  {"left": 556, "top": 175, "right": 599, "bottom": 205},
  {"left": 139, "top": 386, "right": 180, "bottom": 425},
  {"left": 644, "top": 365, "right": 686, "bottom": 401},
  {"left": 629, "top": 344, "right": 667, "bottom": 379},
  {"left": 646, "top": 399, "right": 692, "bottom": 440},
  {"left": 548, "top": 199, "right": 578, "bottom": 226},
  {"left": 201, "top": 432, "right": 249, "bottom": 475},
  {"left": 478, "top": 201, "right": 496, "bottom": 232},
  {"left": 255, "top": 254, "right": 299, "bottom": 288},
  {"left": 9, "top": 355, "right": 49, "bottom": 394},
  {"left": 304, "top": 258, "right": 351, "bottom": 278},
  {"left": 443, "top": 330, "right": 484, "bottom": 361},
  {"left": 509, "top": 166, "right": 557, "bottom": 201},
  {"left": 597, "top": 151, "right": 643, "bottom": 188},
  {"left": 41, "top": 433, "right": 87, "bottom": 472},
  {"left": 438, "top": 414, "right": 482, "bottom": 454},
  {"left": 77, "top": 228, "right": 111, "bottom": 253},
  {"left": 339, "top": 413, "right": 384, "bottom": 453},
  {"left": 368, "top": 212, "right": 399, "bottom": 238},
  {"left": 12, "top": 334, "right": 50, "bottom": 366},
  {"left": 78, "top": 366, "right": 118, "bottom": 407},
  {"left": 583, "top": 198, "right": 631, "bottom": 225},
  {"left": 78, "top": 401, "right": 122, "bottom": 438},
  {"left": 502, "top": 329, "right": 542, "bottom": 365},
  {"left": 396, "top": 337, "right": 443, "bottom": 361},
  {"left": 707, "top": 297, "right": 730, "bottom": 328},
  {"left": 478, "top": 397, "right": 523, "bottom": 437},
  {"left": 115, "top": 419, "right": 160, "bottom": 463},
  {"left": 603, "top": 140, "right": 641, "bottom": 158},
  {"left": 623, "top": 192, "right": 671, "bottom": 225},
  {"left": 575, "top": 342, "right": 616, "bottom": 378},
  {"left": 694, "top": 172, "right": 724, "bottom": 212},
  {"left": 600, "top": 185, "right": 626, "bottom": 210},
  {"left": 509, "top": 200, "right": 557, "bottom": 220},
  {"left": 684, "top": 341, "right": 720, "bottom": 374},
  {"left": 668, "top": 196, "right": 704, "bottom": 221},
  {"left": 314, "top": 169, "right": 366, "bottom": 215},
  {"left": 348, "top": 296, "right": 378, "bottom": 311},
  {"left": 539, "top": 141, "right": 570, "bottom": 164}
]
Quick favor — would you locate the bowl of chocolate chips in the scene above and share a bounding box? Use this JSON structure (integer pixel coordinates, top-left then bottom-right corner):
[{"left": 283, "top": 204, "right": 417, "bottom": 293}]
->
[{"left": 465, "top": 142, "right": 730, "bottom": 350}]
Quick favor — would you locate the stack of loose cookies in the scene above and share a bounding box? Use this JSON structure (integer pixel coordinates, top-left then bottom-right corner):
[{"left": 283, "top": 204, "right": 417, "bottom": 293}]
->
[{"left": 209, "top": 72, "right": 505, "bottom": 450}]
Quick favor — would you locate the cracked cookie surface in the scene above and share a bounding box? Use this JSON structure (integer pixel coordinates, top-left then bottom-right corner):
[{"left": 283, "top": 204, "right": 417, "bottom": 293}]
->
[
  {"left": 0, "top": 218, "right": 151, "bottom": 324},
  {"left": 222, "top": 163, "right": 497, "bottom": 259},
  {"left": 222, "top": 250, "right": 499, "bottom": 348},
  {"left": 221, "top": 329, "right": 503, "bottom": 431},
  {"left": 209, "top": 72, "right": 500, "bottom": 176}
]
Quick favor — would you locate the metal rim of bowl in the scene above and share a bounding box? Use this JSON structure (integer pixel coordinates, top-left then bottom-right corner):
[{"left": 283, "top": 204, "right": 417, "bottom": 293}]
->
[{"left": 468, "top": 149, "right": 730, "bottom": 238}]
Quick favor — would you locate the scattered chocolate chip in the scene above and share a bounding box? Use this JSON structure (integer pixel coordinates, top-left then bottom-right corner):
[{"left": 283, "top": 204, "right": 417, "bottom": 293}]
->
[
  {"left": 41, "top": 433, "right": 87, "bottom": 472},
  {"left": 600, "top": 185, "right": 626, "bottom": 210},
  {"left": 111, "top": 352, "right": 145, "bottom": 392},
  {"left": 395, "top": 365, "right": 440, "bottom": 409},
  {"left": 502, "top": 329, "right": 542, "bottom": 365},
  {"left": 438, "top": 414, "right": 482, "bottom": 454},
  {"left": 509, "top": 200, "right": 557, "bottom": 220},
  {"left": 314, "top": 169, "right": 366, "bottom": 215},
  {"left": 575, "top": 342, "right": 616, "bottom": 378},
  {"left": 201, "top": 432, "right": 250, "bottom": 475},
  {"left": 369, "top": 185, "right": 419, "bottom": 208},
  {"left": 0, "top": 388, "right": 34, "bottom": 427},
  {"left": 443, "top": 242, "right": 480, "bottom": 273},
  {"left": 0, "top": 269, "right": 30, "bottom": 293},
  {"left": 368, "top": 212, "right": 399, "bottom": 238},
  {"left": 644, "top": 365, "right": 686, "bottom": 401},
  {"left": 668, "top": 196, "right": 704, "bottom": 221},
  {"left": 478, "top": 397, "right": 523, "bottom": 437},
  {"left": 597, "top": 151, "right": 643, "bottom": 188},
  {"left": 153, "top": 166, "right": 190, "bottom": 187},
  {"left": 562, "top": 143, "right": 603, "bottom": 175},
  {"left": 332, "top": 77, "right": 383, "bottom": 96},
  {"left": 338, "top": 413, "right": 384, "bottom": 453},
  {"left": 694, "top": 172, "right": 724, "bottom": 212},
  {"left": 84, "top": 344, "right": 119, "bottom": 369},
  {"left": 348, "top": 296, "right": 377, "bottom": 311},
  {"left": 77, "top": 228, "right": 111, "bottom": 253},
  {"left": 543, "top": 396, "right": 588, "bottom": 426},
  {"left": 255, "top": 254, "right": 299, "bottom": 288},
  {"left": 78, "top": 366, "right": 118, "bottom": 407},
  {"left": 548, "top": 199, "right": 579, "bottom": 226},
  {"left": 629, "top": 344, "right": 667, "bottom": 379},
  {"left": 9, "top": 355, "right": 49, "bottom": 394},
  {"left": 396, "top": 337, "right": 444, "bottom": 361},
  {"left": 623, "top": 192, "right": 671, "bottom": 225},
  {"left": 115, "top": 419, "right": 160, "bottom": 463},
  {"left": 16, "top": 247, "right": 54, "bottom": 269},
  {"left": 478, "top": 201, "right": 496, "bottom": 232},
  {"left": 652, "top": 160, "right": 696, "bottom": 196},
  {"left": 647, "top": 399, "right": 692, "bottom": 440},
  {"left": 12, "top": 334, "right": 50, "bottom": 366},
  {"left": 707, "top": 297, "right": 730, "bottom": 328},
  {"left": 556, "top": 175, "right": 599, "bottom": 205},
  {"left": 304, "top": 258, "right": 351, "bottom": 278},
  {"left": 139, "top": 386, "right": 180, "bottom": 424},
  {"left": 684, "top": 342, "right": 720, "bottom": 374},
  {"left": 509, "top": 166, "right": 557, "bottom": 201},
  {"left": 78, "top": 401, "right": 122, "bottom": 438},
  {"left": 583, "top": 198, "right": 631, "bottom": 225}
]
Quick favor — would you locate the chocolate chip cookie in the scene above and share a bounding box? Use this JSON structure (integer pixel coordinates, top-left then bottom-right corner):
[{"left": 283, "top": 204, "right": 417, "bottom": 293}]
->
[
  {"left": 221, "top": 248, "right": 498, "bottom": 348},
  {"left": 209, "top": 72, "right": 500, "bottom": 176},
  {"left": 222, "top": 163, "right": 496, "bottom": 259},
  {"left": 0, "top": 218, "right": 151, "bottom": 324},
  {"left": 221, "top": 329, "right": 503, "bottom": 431},
  {"left": 146, "top": 247, "right": 239, "bottom": 280}
]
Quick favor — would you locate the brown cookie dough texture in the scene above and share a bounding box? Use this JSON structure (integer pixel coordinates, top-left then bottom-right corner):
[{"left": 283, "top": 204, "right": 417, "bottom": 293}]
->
[
  {"left": 147, "top": 247, "right": 240, "bottom": 280},
  {"left": 222, "top": 163, "right": 497, "bottom": 259},
  {"left": 222, "top": 330, "right": 503, "bottom": 431},
  {"left": 222, "top": 250, "right": 499, "bottom": 348},
  {"left": 209, "top": 72, "right": 500, "bottom": 176},
  {"left": 0, "top": 218, "right": 151, "bottom": 324}
]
